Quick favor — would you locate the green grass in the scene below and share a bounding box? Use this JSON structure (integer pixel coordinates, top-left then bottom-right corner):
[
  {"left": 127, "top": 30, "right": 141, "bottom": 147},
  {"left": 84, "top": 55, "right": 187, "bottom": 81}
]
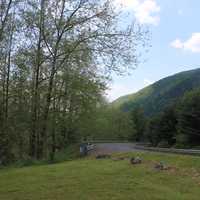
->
[{"left": 1, "top": 152, "right": 200, "bottom": 200}]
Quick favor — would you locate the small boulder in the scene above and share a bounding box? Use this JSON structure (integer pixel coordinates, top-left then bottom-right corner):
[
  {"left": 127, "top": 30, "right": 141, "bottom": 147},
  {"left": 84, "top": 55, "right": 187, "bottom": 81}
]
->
[
  {"left": 154, "top": 162, "right": 169, "bottom": 170},
  {"left": 130, "top": 157, "right": 142, "bottom": 165}
]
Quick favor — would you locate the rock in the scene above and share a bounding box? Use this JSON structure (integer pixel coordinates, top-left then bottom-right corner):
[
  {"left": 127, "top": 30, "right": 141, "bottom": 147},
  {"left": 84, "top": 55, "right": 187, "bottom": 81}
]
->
[
  {"left": 96, "top": 154, "right": 111, "bottom": 159},
  {"left": 130, "top": 157, "right": 142, "bottom": 165},
  {"left": 154, "top": 162, "right": 169, "bottom": 170}
]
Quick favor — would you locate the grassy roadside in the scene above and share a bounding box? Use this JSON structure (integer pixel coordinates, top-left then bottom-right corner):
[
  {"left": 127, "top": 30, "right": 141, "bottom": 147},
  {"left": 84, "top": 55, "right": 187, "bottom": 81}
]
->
[{"left": 0, "top": 152, "right": 200, "bottom": 200}]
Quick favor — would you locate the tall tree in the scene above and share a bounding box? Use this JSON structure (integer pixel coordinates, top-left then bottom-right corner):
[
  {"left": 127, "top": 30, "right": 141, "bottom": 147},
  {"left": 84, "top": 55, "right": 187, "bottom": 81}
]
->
[
  {"left": 130, "top": 107, "right": 146, "bottom": 142},
  {"left": 177, "top": 89, "right": 200, "bottom": 147},
  {"left": 0, "top": 0, "right": 16, "bottom": 164},
  {"left": 0, "top": 0, "right": 13, "bottom": 42},
  {"left": 37, "top": 0, "right": 144, "bottom": 157}
]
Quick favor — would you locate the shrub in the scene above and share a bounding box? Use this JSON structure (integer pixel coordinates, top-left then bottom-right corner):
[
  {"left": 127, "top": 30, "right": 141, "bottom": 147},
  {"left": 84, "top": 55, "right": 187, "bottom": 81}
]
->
[{"left": 157, "top": 140, "right": 171, "bottom": 148}]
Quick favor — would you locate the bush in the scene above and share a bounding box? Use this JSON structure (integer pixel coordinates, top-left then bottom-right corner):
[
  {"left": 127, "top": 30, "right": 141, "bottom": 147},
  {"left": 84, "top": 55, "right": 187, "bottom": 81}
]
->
[
  {"left": 175, "top": 134, "right": 189, "bottom": 147},
  {"left": 191, "top": 146, "right": 200, "bottom": 150},
  {"left": 173, "top": 143, "right": 192, "bottom": 149},
  {"left": 53, "top": 144, "right": 80, "bottom": 163},
  {"left": 157, "top": 140, "right": 171, "bottom": 148}
]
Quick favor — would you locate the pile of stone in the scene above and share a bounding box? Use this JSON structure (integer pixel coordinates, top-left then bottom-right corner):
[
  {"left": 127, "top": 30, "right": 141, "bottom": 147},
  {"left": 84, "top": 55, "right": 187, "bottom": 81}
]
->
[
  {"left": 130, "top": 157, "right": 142, "bottom": 165},
  {"left": 154, "top": 162, "right": 170, "bottom": 170},
  {"left": 95, "top": 154, "right": 171, "bottom": 172}
]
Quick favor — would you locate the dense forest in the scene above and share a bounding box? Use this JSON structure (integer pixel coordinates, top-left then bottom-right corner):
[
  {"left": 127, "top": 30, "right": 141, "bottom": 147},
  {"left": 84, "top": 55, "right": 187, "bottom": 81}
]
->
[
  {"left": 0, "top": 0, "right": 146, "bottom": 165},
  {"left": 145, "top": 88, "right": 200, "bottom": 148}
]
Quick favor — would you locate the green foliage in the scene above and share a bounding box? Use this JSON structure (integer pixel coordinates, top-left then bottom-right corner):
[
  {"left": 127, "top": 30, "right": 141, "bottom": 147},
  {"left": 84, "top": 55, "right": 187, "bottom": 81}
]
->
[
  {"left": 112, "top": 68, "right": 200, "bottom": 116},
  {"left": 157, "top": 140, "right": 171, "bottom": 148},
  {"left": 176, "top": 88, "right": 200, "bottom": 147},
  {"left": 146, "top": 115, "right": 162, "bottom": 146},
  {"left": 78, "top": 106, "right": 134, "bottom": 141},
  {"left": 146, "top": 105, "right": 177, "bottom": 147},
  {"left": 0, "top": 0, "right": 146, "bottom": 164},
  {"left": 48, "top": 144, "right": 80, "bottom": 164},
  {"left": 174, "top": 134, "right": 190, "bottom": 149},
  {"left": 130, "top": 107, "right": 146, "bottom": 141},
  {"left": 145, "top": 88, "right": 200, "bottom": 148}
]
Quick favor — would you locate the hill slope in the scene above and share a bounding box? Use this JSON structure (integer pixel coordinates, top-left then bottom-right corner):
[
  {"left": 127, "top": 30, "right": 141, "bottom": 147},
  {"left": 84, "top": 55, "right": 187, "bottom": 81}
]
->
[{"left": 112, "top": 68, "right": 200, "bottom": 116}]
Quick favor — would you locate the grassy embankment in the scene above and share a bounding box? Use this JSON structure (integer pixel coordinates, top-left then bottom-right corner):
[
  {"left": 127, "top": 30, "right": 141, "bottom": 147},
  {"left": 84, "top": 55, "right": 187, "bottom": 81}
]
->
[{"left": 1, "top": 152, "right": 200, "bottom": 200}]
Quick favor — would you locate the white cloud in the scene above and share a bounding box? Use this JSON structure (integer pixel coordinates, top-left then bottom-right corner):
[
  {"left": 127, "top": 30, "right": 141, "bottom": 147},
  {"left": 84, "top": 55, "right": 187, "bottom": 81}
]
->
[
  {"left": 171, "top": 33, "right": 200, "bottom": 53},
  {"left": 116, "top": 0, "right": 160, "bottom": 26},
  {"left": 144, "top": 78, "right": 153, "bottom": 86},
  {"left": 170, "top": 39, "right": 184, "bottom": 49}
]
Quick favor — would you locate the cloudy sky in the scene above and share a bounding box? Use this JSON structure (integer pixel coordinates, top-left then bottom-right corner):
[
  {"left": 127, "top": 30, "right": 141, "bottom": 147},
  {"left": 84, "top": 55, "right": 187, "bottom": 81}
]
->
[{"left": 107, "top": 0, "right": 200, "bottom": 101}]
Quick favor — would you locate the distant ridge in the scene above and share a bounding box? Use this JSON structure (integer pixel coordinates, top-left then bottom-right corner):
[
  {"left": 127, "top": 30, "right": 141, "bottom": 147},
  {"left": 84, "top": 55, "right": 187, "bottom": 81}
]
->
[{"left": 112, "top": 68, "right": 200, "bottom": 116}]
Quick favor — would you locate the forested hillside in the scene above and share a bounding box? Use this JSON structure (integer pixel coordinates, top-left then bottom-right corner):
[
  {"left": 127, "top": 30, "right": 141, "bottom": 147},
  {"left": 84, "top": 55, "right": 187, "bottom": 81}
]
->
[{"left": 112, "top": 68, "right": 200, "bottom": 116}]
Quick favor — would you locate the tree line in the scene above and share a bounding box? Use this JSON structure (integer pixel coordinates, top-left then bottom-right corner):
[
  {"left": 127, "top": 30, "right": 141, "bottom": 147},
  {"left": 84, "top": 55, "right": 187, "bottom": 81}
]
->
[
  {"left": 146, "top": 88, "right": 200, "bottom": 148},
  {"left": 120, "top": 88, "right": 200, "bottom": 149}
]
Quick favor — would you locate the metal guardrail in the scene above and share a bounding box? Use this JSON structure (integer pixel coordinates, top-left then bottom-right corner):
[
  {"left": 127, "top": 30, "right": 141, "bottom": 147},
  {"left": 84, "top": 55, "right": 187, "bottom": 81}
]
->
[{"left": 135, "top": 145, "right": 200, "bottom": 156}]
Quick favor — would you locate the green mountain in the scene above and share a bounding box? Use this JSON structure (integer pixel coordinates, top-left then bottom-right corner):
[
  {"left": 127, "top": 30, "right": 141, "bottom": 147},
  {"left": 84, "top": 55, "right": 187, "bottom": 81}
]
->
[{"left": 112, "top": 68, "right": 200, "bottom": 116}]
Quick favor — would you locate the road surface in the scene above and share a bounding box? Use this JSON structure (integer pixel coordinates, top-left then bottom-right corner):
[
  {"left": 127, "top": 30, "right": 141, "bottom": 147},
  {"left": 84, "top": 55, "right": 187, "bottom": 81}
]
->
[
  {"left": 89, "top": 143, "right": 141, "bottom": 155},
  {"left": 88, "top": 143, "right": 200, "bottom": 156}
]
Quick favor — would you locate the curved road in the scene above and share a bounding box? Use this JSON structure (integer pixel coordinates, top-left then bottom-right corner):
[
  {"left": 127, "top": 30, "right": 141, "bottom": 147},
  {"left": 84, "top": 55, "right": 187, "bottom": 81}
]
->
[
  {"left": 89, "top": 143, "right": 200, "bottom": 156},
  {"left": 89, "top": 143, "right": 141, "bottom": 155}
]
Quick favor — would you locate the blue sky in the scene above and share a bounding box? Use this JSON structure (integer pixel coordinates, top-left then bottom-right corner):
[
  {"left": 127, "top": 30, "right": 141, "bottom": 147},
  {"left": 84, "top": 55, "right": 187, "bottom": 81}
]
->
[{"left": 107, "top": 0, "right": 200, "bottom": 101}]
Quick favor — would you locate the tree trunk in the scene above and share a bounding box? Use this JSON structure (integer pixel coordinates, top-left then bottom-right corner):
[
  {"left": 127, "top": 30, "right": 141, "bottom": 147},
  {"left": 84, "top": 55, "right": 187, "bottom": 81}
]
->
[
  {"left": 49, "top": 96, "right": 56, "bottom": 162},
  {"left": 30, "top": 0, "right": 45, "bottom": 159},
  {"left": 39, "top": 56, "right": 57, "bottom": 158}
]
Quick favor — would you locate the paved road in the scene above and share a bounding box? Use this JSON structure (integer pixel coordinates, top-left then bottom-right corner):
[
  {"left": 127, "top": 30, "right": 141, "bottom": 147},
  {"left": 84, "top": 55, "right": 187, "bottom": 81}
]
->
[
  {"left": 88, "top": 143, "right": 200, "bottom": 156},
  {"left": 89, "top": 143, "right": 141, "bottom": 155}
]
